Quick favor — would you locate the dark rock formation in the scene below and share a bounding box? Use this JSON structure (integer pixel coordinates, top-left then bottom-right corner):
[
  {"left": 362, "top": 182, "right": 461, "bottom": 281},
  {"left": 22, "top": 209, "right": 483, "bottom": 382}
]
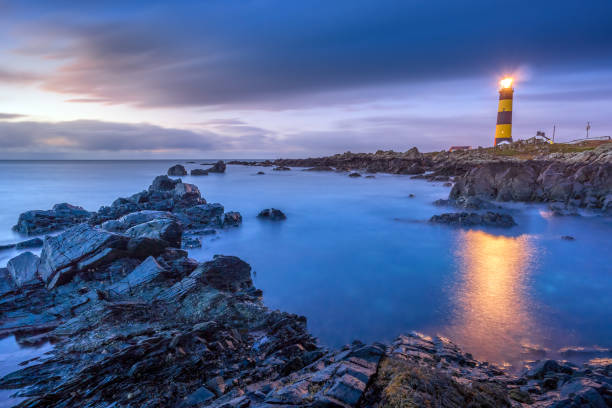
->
[
  {"left": 223, "top": 211, "right": 242, "bottom": 227},
  {"left": 257, "top": 208, "right": 287, "bottom": 221},
  {"left": 429, "top": 212, "right": 516, "bottom": 228},
  {"left": 349, "top": 172, "right": 361, "bottom": 177},
  {"left": 561, "top": 235, "right": 576, "bottom": 241},
  {"left": 13, "top": 203, "right": 92, "bottom": 235},
  {"left": 7, "top": 251, "right": 40, "bottom": 288},
  {"left": 205, "top": 160, "right": 226, "bottom": 173},
  {"left": 273, "top": 166, "right": 291, "bottom": 171},
  {"left": 182, "top": 236, "right": 202, "bottom": 249},
  {"left": 256, "top": 171, "right": 265, "bottom": 175},
  {"left": 168, "top": 164, "right": 188, "bottom": 176},
  {"left": 303, "top": 166, "right": 334, "bottom": 171},
  {"left": 190, "top": 168, "right": 209, "bottom": 176}
]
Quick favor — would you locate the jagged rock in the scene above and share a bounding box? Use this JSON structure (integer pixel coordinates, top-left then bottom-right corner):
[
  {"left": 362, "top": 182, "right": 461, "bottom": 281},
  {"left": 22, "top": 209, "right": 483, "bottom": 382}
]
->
[
  {"left": 7, "top": 252, "right": 40, "bottom": 288},
  {"left": 150, "top": 175, "right": 181, "bottom": 192},
  {"left": 38, "top": 223, "right": 129, "bottom": 288},
  {"left": 125, "top": 218, "right": 182, "bottom": 248},
  {"left": 200, "top": 255, "right": 253, "bottom": 292},
  {"left": 168, "top": 164, "right": 188, "bottom": 176},
  {"left": 205, "top": 160, "right": 226, "bottom": 173},
  {"left": 0, "top": 268, "right": 16, "bottom": 296},
  {"left": 191, "top": 168, "right": 209, "bottom": 176},
  {"left": 223, "top": 211, "right": 242, "bottom": 227},
  {"left": 429, "top": 212, "right": 516, "bottom": 228},
  {"left": 257, "top": 208, "right": 287, "bottom": 221},
  {"left": 13, "top": 203, "right": 92, "bottom": 235}
]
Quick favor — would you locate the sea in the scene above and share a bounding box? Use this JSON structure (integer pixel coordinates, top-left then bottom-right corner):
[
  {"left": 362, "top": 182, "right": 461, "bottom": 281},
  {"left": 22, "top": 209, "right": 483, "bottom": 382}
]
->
[{"left": 0, "top": 160, "right": 610, "bottom": 402}]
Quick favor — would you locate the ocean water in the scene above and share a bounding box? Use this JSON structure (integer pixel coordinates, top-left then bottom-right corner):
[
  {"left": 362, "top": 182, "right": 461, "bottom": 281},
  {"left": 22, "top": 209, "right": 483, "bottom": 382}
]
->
[{"left": 0, "top": 160, "right": 611, "bottom": 373}]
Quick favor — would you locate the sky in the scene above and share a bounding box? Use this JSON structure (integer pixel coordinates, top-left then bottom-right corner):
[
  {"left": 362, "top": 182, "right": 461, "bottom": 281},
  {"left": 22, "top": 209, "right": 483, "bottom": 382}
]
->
[{"left": 0, "top": 0, "right": 611, "bottom": 159}]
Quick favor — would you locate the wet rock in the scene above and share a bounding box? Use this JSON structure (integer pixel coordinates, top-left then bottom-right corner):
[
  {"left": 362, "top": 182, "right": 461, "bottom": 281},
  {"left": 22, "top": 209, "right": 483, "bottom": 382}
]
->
[
  {"left": 108, "top": 256, "right": 167, "bottom": 295},
  {"left": 273, "top": 166, "right": 291, "bottom": 171},
  {"left": 201, "top": 255, "right": 253, "bottom": 292},
  {"left": 256, "top": 171, "right": 265, "bottom": 175},
  {"left": 182, "top": 386, "right": 215, "bottom": 406},
  {"left": 13, "top": 203, "right": 92, "bottom": 235},
  {"left": 349, "top": 172, "right": 361, "bottom": 177},
  {"left": 168, "top": 164, "right": 188, "bottom": 176},
  {"left": 205, "top": 160, "right": 226, "bottom": 173},
  {"left": 429, "top": 212, "right": 516, "bottom": 228},
  {"left": 101, "top": 210, "right": 176, "bottom": 232},
  {"left": 223, "top": 211, "right": 242, "bottom": 227},
  {"left": 257, "top": 208, "right": 287, "bottom": 221},
  {"left": 561, "top": 235, "right": 575, "bottom": 241},
  {"left": 126, "top": 218, "right": 182, "bottom": 248},
  {"left": 525, "top": 360, "right": 574, "bottom": 379},
  {"left": 191, "top": 169, "right": 209, "bottom": 176},
  {"left": 38, "top": 223, "right": 129, "bottom": 288},
  {"left": 15, "top": 237, "right": 44, "bottom": 249},
  {"left": 183, "top": 203, "right": 224, "bottom": 227},
  {"left": 127, "top": 237, "right": 170, "bottom": 258},
  {"left": 0, "top": 269, "right": 16, "bottom": 296},
  {"left": 150, "top": 175, "right": 181, "bottom": 192},
  {"left": 182, "top": 236, "right": 202, "bottom": 249},
  {"left": 7, "top": 252, "right": 40, "bottom": 288},
  {"left": 549, "top": 202, "right": 579, "bottom": 216},
  {"left": 304, "top": 166, "right": 334, "bottom": 171}
]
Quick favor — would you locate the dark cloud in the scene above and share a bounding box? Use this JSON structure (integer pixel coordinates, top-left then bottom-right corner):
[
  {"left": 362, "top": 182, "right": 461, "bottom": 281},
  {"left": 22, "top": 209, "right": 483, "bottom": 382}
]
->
[
  {"left": 6, "top": 0, "right": 611, "bottom": 109},
  {"left": 0, "top": 113, "right": 27, "bottom": 120}
]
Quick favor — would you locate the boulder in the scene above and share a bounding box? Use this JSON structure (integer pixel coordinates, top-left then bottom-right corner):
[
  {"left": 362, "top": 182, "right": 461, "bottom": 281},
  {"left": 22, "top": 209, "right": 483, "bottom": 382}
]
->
[
  {"left": 108, "top": 256, "right": 167, "bottom": 296},
  {"left": 125, "top": 219, "right": 182, "bottom": 248},
  {"left": 223, "top": 211, "right": 242, "bottom": 227},
  {"left": 204, "top": 160, "right": 226, "bottom": 173},
  {"left": 149, "top": 175, "right": 181, "bottom": 192},
  {"left": 190, "top": 169, "right": 208, "bottom": 176},
  {"left": 429, "top": 212, "right": 516, "bottom": 228},
  {"left": 13, "top": 203, "right": 92, "bottom": 235},
  {"left": 168, "top": 164, "right": 187, "bottom": 176},
  {"left": 256, "top": 171, "right": 265, "bottom": 175},
  {"left": 257, "top": 208, "right": 287, "bottom": 221},
  {"left": 127, "top": 237, "right": 170, "bottom": 259},
  {"left": 200, "top": 255, "right": 253, "bottom": 292},
  {"left": 183, "top": 203, "right": 224, "bottom": 227},
  {"left": 38, "top": 224, "right": 129, "bottom": 289},
  {"left": 182, "top": 236, "right": 202, "bottom": 249},
  {"left": 7, "top": 252, "right": 40, "bottom": 288}
]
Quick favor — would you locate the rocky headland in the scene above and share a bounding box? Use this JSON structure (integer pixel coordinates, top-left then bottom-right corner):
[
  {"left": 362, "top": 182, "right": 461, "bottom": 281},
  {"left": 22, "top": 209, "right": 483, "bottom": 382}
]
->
[{"left": 0, "top": 161, "right": 610, "bottom": 406}]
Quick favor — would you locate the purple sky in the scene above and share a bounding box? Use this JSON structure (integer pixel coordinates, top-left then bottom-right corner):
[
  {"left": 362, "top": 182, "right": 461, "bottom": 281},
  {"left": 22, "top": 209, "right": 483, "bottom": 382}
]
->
[{"left": 0, "top": 0, "right": 611, "bottom": 158}]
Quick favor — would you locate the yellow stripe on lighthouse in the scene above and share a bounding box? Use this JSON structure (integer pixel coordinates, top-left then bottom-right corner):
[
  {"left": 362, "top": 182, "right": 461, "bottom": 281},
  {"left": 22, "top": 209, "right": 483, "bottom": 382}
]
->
[{"left": 494, "top": 77, "right": 514, "bottom": 146}]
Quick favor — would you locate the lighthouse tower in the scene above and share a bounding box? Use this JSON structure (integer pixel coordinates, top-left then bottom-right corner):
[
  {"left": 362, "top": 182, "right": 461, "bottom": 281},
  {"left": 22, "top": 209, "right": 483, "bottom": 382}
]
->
[{"left": 494, "top": 77, "right": 514, "bottom": 146}]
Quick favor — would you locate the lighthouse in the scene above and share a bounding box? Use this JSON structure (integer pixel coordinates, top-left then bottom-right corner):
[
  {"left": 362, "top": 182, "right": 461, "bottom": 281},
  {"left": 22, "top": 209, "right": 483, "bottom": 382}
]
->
[{"left": 494, "top": 77, "right": 514, "bottom": 146}]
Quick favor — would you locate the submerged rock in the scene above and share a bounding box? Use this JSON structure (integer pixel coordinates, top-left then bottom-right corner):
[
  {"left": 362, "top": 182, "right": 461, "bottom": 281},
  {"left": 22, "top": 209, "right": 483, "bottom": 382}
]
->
[
  {"left": 429, "top": 212, "right": 516, "bottom": 228},
  {"left": 204, "top": 160, "right": 226, "bottom": 173},
  {"left": 13, "top": 203, "right": 92, "bottom": 235},
  {"left": 257, "top": 208, "right": 287, "bottom": 221},
  {"left": 190, "top": 168, "right": 209, "bottom": 176},
  {"left": 349, "top": 172, "right": 361, "bottom": 177},
  {"left": 168, "top": 164, "right": 188, "bottom": 176}
]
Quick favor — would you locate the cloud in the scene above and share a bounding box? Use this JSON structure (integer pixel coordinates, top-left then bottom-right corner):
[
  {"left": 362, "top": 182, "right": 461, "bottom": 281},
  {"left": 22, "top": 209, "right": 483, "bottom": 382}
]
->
[
  {"left": 0, "top": 112, "right": 27, "bottom": 120},
  {"left": 5, "top": 1, "right": 611, "bottom": 110},
  {"left": 0, "top": 68, "right": 41, "bottom": 84}
]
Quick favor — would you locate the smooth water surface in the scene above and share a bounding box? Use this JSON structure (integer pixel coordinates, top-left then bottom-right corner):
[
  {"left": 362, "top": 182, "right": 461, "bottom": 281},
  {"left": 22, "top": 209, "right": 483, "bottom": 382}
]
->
[{"left": 0, "top": 160, "right": 611, "bottom": 369}]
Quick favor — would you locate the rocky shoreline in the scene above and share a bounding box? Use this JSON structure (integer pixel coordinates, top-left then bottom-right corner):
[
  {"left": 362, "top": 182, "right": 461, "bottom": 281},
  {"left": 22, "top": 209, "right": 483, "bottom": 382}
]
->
[{"left": 0, "top": 165, "right": 610, "bottom": 406}]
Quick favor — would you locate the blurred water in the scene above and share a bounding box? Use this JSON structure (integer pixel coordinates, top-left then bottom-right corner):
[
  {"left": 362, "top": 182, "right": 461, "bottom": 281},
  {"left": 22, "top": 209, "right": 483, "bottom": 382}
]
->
[{"left": 0, "top": 160, "right": 610, "bottom": 369}]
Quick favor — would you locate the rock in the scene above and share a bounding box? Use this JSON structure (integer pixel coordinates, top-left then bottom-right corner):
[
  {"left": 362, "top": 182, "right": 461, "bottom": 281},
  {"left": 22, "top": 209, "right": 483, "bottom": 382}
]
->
[
  {"left": 365, "top": 175, "right": 375, "bottom": 178},
  {"left": 13, "top": 203, "right": 92, "bottom": 235},
  {"left": 304, "top": 166, "right": 334, "bottom": 171},
  {"left": 561, "top": 235, "right": 575, "bottom": 241},
  {"left": 127, "top": 237, "right": 170, "bottom": 258},
  {"left": 200, "top": 255, "right": 252, "bottom": 292},
  {"left": 0, "top": 268, "right": 16, "bottom": 296},
  {"left": 429, "top": 212, "right": 516, "bottom": 228},
  {"left": 549, "top": 202, "right": 579, "bottom": 216},
  {"left": 182, "top": 236, "right": 202, "bottom": 249},
  {"left": 349, "top": 172, "right": 361, "bottom": 177},
  {"left": 168, "top": 164, "right": 187, "bottom": 176},
  {"left": 525, "top": 360, "right": 573, "bottom": 379},
  {"left": 108, "top": 256, "right": 167, "bottom": 295},
  {"left": 15, "top": 237, "right": 44, "bottom": 249},
  {"left": 149, "top": 175, "right": 181, "bottom": 192},
  {"left": 182, "top": 386, "right": 215, "bottom": 406},
  {"left": 257, "top": 208, "right": 287, "bottom": 221},
  {"left": 38, "top": 223, "right": 129, "bottom": 288},
  {"left": 101, "top": 210, "right": 176, "bottom": 232},
  {"left": 190, "top": 169, "right": 208, "bottom": 176},
  {"left": 223, "top": 211, "right": 242, "bottom": 227},
  {"left": 204, "top": 160, "right": 226, "bottom": 173},
  {"left": 273, "top": 166, "right": 291, "bottom": 171},
  {"left": 256, "top": 171, "right": 265, "bottom": 175},
  {"left": 7, "top": 252, "right": 40, "bottom": 288},
  {"left": 126, "top": 218, "right": 182, "bottom": 248}
]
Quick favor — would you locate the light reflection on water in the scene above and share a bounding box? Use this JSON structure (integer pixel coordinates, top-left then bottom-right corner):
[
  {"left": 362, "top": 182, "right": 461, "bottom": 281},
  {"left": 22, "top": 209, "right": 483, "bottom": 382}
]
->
[{"left": 447, "top": 230, "right": 538, "bottom": 365}]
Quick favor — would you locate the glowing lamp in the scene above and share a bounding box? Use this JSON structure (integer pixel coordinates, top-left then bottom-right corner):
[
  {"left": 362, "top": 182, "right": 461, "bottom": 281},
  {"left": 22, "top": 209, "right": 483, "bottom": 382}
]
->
[{"left": 500, "top": 77, "right": 513, "bottom": 89}]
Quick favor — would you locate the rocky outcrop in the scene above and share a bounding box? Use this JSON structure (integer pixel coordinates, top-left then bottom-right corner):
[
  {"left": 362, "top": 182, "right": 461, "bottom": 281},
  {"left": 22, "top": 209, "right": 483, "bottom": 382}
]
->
[
  {"left": 7, "top": 251, "right": 40, "bottom": 288},
  {"left": 13, "top": 203, "right": 92, "bottom": 235},
  {"left": 168, "top": 164, "right": 188, "bottom": 176},
  {"left": 429, "top": 212, "right": 516, "bottom": 228},
  {"left": 257, "top": 208, "right": 287, "bottom": 221},
  {"left": 205, "top": 160, "right": 226, "bottom": 173}
]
